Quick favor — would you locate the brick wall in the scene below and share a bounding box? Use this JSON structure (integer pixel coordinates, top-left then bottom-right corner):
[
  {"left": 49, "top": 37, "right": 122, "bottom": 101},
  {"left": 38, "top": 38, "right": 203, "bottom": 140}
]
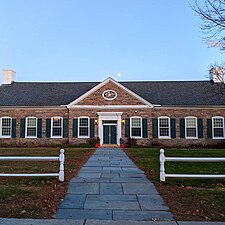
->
[
  {"left": 68, "top": 108, "right": 152, "bottom": 145},
  {"left": 0, "top": 108, "right": 69, "bottom": 146},
  {"left": 77, "top": 81, "right": 144, "bottom": 105},
  {"left": 0, "top": 107, "right": 224, "bottom": 147},
  {"left": 151, "top": 107, "right": 225, "bottom": 147}
]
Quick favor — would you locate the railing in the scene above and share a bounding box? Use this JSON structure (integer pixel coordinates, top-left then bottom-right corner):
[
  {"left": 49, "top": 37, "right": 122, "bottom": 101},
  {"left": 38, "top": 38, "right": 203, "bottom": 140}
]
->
[
  {"left": 0, "top": 149, "right": 65, "bottom": 181},
  {"left": 159, "top": 149, "right": 225, "bottom": 182}
]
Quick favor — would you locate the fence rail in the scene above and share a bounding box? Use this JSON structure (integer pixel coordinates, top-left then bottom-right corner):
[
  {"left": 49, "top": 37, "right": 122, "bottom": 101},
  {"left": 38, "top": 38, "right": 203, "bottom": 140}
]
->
[
  {"left": 159, "top": 149, "right": 225, "bottom": 182},
  {"left": 0, "top": 149, "right": 65, "bottom": 181}
]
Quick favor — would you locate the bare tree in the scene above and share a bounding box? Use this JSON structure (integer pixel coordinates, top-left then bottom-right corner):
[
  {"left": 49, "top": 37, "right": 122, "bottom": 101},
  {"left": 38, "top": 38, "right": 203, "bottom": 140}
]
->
[
  {"left": 207, "top": 63, "right": 225, "bottom": 95},
  {"left": 192, "top": 0, "right": 225, "bottom": 50}
]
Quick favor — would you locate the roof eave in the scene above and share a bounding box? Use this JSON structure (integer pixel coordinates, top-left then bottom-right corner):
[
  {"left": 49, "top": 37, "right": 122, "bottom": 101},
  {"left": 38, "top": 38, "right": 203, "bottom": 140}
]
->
[
  {"left": 0, "top": 105, "right": 67, "bottom": 109},
  {"left": 155, "top": 105, "right": 225, "bottom": 109}
]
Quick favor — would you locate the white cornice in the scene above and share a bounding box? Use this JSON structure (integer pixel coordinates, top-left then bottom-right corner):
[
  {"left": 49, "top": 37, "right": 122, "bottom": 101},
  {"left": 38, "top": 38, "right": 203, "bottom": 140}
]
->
[
  {"left": 0, "top": 106, "right": 67, "bottom": 110},
  {"left": 69, "top": 105, "right": 151, "bottom": 109},
  {"left": 154, "top": 105, "right": 225, "bottom": 109},
  {"left": 67, "top": 77, "right": 153, "bottom": 108},
  {"left": 97, "top": 112, "right": 123, "bottom": 116}
]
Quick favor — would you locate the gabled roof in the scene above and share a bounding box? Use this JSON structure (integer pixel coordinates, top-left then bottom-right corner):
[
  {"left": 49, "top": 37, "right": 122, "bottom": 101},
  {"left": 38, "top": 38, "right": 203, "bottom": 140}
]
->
[
  {"left": 0, "top": 80, "right": 224, "bottom": 107},
  {"left": 67, "top": 77, "right": 153, "bottom": 107}
]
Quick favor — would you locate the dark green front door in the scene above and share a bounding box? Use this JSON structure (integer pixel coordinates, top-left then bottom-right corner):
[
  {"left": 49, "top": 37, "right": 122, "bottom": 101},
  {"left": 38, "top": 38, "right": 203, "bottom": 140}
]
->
[{"left": 103, "top": 125, "right": 117, "bottom": 144}]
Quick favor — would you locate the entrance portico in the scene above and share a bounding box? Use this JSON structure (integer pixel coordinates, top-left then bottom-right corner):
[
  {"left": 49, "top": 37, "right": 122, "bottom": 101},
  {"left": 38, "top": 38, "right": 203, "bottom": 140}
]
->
[{"left": 97, "top": 112, "right": 122, "bottom": 146}]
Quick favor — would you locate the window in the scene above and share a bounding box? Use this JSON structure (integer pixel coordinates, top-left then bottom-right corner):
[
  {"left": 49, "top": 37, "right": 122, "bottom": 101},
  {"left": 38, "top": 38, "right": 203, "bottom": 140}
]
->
[
  {"left": 78, "top": 117, "right": 89, "bottom": 138},
  {"left": 185, "top": 117, "right": 197, "bottom": 139},
  {"left": 130, "top": 117, "right": 142, "bottom": 138},
  {"left": 1, "top": 117, "right": 12, "bottom": 138},
  {"left": 212, "top": 117, "right": 224, "bottom": 139},
  {"left": 26, "top": 117, "right": 37, "bottom": 138},
  {"left": 158, "top": 117, "right": 170, "bottom": 138},
  {"left": 51, "top": 117, "right": 63, "bottom": 138}
]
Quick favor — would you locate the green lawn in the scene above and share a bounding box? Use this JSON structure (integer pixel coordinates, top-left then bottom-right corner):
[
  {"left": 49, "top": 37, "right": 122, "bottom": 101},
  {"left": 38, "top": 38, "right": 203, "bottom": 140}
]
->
[
  {"left": 126, "top": 148, "right": 225, "bottom": 221},
  {"left": 0, "top": 147, "right": 94, "bottom": 218}
]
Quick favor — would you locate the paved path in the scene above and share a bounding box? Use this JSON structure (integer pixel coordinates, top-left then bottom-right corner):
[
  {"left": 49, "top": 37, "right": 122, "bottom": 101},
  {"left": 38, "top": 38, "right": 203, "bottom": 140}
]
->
[
  {"left": 55, "top": 148, "right": 173, "bottom": 221},
  {"left": 1, "top": 219, "right": 225, "bottom": 225}
]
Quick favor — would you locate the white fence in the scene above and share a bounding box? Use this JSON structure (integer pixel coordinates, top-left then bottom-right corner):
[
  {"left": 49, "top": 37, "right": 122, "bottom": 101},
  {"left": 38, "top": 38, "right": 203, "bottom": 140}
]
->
[
  {"left": 0, "top": 149, "right": 65, "bottom": 181},
  {"left": 159, "top": 149, "right": 225, "bottom": 182}
]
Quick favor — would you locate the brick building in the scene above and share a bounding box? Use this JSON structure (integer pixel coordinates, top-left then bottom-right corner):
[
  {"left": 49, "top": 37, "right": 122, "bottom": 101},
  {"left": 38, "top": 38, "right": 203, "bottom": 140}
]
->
[{"left": 0, "top": 69, "right": 224, "bottom": 147}]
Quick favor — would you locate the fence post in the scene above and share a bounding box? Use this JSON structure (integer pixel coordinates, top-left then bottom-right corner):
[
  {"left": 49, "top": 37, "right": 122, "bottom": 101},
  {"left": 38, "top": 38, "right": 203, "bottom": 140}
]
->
[
  {"left": 159, "top": 149, "right": 165, "bottom": 182},
  {"left": 59, "top": 149, "right": 65, "bottom": 181}
]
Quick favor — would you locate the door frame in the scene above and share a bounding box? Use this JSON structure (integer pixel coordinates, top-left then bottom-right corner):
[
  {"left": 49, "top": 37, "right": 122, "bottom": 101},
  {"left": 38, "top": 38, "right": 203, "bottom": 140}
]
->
[{"left": 97, "top": 112, "right": 122, "bottom": 146}]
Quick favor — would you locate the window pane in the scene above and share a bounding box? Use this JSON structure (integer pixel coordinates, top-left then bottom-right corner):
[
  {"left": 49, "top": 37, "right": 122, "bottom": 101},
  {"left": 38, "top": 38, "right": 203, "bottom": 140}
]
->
[
  {"left": 2, "top": 128, "right": 11, "bottom": 136},
  {"left": 186, "top": 118, "right": 197, "bottom": 138},
  {"left": 160, "top": 128, "right": 169, "bottom": 136},
  {"left": 2, "top": 118, "right": 11, "bottom": 127},
  {"left": 186, "top": 118, "right": 196, "bottom": 127},
  {"left": 1, "top": 118, "right": 11, "bottom": 136},
  {"left": 53, "top": 128, "right": 62, "bottom": 136},
  {"left": 80, "top": 118, "right": 88, "bottom": 127},
  {"left": 213, "top": 118, "right": 223, "bottom": 128},
  {"left": 159, "top": 118, "right": 169, "bottom": 137},
  {"left": 53, "top": 118, "right": 62, "bottom": 127},
  {"left": 79, "top": 118, "right": 89, "bottom": 137},
  {"left": 27, "top": 118, "right": 36, "bottom": 127},
  {"left": 131, "top": 118, "right": 141, "bottom": 127},
  {"left": 26, "top": 118, "right": 37, "bottom": 137},
  {"left": 214, "top": 128, "right": 224, "bottom": 138},
  {"left": 27, "top": 127, "right": 36, "bottom": 136},
  {"left": 131, "top": 128, "right": 141, "bottom": 137},
  {"left": 52, "top": 118, "right": 62, "bottom": 137},
  {"left": 79, "top": 127, "right": 88, "bottom": 136},
  {"left": 102, "top": 120, "right": 117, "bottom": 124},
  {"left": 186, "top": 128, "right": 197, "bottom": 137},
  {"left": 159, "top": 118, "right": 169, "bottom": 127}
]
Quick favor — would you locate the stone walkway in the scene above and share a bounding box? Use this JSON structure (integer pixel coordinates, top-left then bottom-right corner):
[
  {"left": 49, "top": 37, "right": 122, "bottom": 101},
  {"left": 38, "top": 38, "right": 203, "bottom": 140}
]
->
[{"left": 55, "top": 148, "right": 173, "bottom": 221}]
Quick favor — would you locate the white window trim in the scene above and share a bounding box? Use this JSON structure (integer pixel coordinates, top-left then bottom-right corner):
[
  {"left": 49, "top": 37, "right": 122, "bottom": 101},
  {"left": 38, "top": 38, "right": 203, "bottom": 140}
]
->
[
  {"left": 51, "top": 117, "right": 63, "bottom": 138},
  {"left": 78, "top": 116, "right": 90, "bottom": 138},
  {"left": 130, "top": 116, "right": 142, "bottom": 139},
  {"left": 25, "top": 117, "right": 37, "bottom": 138},
  {"left": 0, "top": 116, "right": 12, "bottom": 138},
  {"left": 185, "top": 116, "right": 198, "bottom": 139},
  {"left": 212, "top": 116, "right": 225, "bottom": 139},
  {"left": 158, "top": 116, "right": 171, "bottom": 139}
]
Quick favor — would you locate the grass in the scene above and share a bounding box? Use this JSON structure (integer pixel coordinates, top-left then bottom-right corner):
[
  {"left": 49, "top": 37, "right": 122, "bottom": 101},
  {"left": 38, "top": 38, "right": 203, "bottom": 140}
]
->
[
  {"left": 0, "top": 147, "right": 94, "bottom": 218},
  {"left": 125, "top": 148, "right": 225, "bottom": 221}
]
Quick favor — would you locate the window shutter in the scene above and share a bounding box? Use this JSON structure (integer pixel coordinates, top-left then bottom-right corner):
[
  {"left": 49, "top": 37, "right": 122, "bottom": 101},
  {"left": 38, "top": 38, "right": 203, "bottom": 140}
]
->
[
  {"left": 170, "top": 118, "right": 176, "bottom": 138},
  {"left": 152, "top": 118, "right": 158, "bottom": 138},
  {"left": 63, "top": 118, "right": 68, "bottom": 138},
  {"left": 46, "top": 119, "right": 51, "bottom": 138},
  {"left": 90, "top": 118, "right": 95, "bottom": 138},
  {"left": 37, "top": 119, "right": 42, "bottom": 138},
  {"left": 198, "top": 118, "right": 203, "bottom": 138},
  {"left": 12, "top": 119, "right": 16, "bottom": 138},
  {"left": 180, "top": 118, "right": 185, "bottom": 138},
  {"left": 20, "top": 118, "right": 25, "bottom": 138},
  {"left": 207, "top": 119, "right": 212, "bottom": 139},
  {"left": 142, "top": 118, "right": 148, "bottom": 138},
  {"left": 125, "top": 118, "right": 130, "bottom": 138},
  {"left": 73, "top": 118, "right": 78, "bottom": 138}
]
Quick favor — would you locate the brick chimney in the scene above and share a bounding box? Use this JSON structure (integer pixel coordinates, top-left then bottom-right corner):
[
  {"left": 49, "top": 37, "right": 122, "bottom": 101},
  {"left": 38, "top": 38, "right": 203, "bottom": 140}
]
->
[
  {"left": 209, "top": 66, "right": 224, "bottom": 83},
  {"left": 2, "top": 69, "right": 16, "bottom": 84}
]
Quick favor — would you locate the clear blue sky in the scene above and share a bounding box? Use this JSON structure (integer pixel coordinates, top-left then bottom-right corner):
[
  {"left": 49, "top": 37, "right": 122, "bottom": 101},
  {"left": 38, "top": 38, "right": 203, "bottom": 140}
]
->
[{"left": 0, "top": 0, "right": 223, "bottom": 82}]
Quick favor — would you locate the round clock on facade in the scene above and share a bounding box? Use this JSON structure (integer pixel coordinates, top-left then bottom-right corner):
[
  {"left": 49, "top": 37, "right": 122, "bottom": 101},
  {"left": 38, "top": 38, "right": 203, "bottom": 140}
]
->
[{"left": 102, "top": 90, "right": 117, "bottom": 100}]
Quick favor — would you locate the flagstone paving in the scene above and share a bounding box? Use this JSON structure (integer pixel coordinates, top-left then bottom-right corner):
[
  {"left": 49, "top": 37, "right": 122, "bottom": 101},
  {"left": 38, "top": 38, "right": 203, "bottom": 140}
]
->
[{"left": 55, "top": 148, "right": 173, "bottom": 221}]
